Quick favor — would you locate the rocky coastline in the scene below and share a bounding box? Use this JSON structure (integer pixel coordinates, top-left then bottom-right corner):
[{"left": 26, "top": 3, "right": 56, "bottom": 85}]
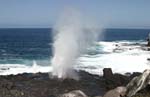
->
[{"left": 0, "top": 68, "right": 149, "bottom": 97}]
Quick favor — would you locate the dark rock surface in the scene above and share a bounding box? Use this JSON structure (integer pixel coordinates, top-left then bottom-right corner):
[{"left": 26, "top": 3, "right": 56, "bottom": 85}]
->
[
  {"left": 0, "top": 70, "right": 149, "bottom": 97},
  {"left": 0, "top": 71, "right": 107, "bottom": 97},
  {"left": 132, "top": 85, "right": 150, "bottom": 97},
  {"left": 103, "top": 68, "right": 133, "bottom": 90},
  {"left": 146, "top": 34, "right": 150, "bottom": 47},
  {"left": 103, "top": 68, "right": 113, "bottom": 79},
  {"left": 147, "top": 42, "right": 150, "bottom": 47}
]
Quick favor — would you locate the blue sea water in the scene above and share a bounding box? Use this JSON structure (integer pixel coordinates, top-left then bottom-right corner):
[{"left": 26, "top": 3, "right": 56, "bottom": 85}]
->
[
  {"left": 0, "top": 28, "right": 149, "bottom": 65},
  {"left": 102, "top": 29, "right": 150, "bottom": 41},
  {"left": 0, "top": 28, "right": 52, "bottom": 65},
  {"left": 0, "top": 28, "right": 150, "bottom": 75}
]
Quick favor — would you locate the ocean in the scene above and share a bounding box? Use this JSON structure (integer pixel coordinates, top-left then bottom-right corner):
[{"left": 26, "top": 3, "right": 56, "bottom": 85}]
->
[{"left": 0, "top": 28, "right": 150, "bottom": 75}]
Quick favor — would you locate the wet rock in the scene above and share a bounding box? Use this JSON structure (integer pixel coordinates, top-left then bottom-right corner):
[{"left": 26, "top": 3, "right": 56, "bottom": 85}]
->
[
  {"left": 59, "top": 90, "right": 88, "bottom": 97},
  {"left": 103, "top": 68, "right": 113, "bottom": 79},
  {"left": 147, "top": 42, "right": 150, "bottom": 47},
  {"left": 146, "top": 33, "right": 150, "bottom": 47},
  {"left": 103, "top": 86, "right": 127, "bottom": 97},
  {"left": 103, "top": 68, "right": 129, "bottom": 90},
  {"left": 147, "top": 58, "right": 150, "bottom": 61},
  {"left": 130, "top": 72, "right": 141, "bottom": 79}
]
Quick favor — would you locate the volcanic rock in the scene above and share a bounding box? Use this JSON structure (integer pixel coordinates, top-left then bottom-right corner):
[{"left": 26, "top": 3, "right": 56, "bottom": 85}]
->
[
  {"left": 0, "top": 69, "right": 148, "bottom": 97},
  {"left": 103, "top": 68, "right": 129, "bottom": 90},
  {"left": 0, "top": 71, "right": 107, "bottom": 97},
  {"left": 103, "top": 68, "right": 113, "bottom": 79}
]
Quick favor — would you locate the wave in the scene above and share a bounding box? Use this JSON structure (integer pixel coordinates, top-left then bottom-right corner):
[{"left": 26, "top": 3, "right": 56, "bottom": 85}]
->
[
  {"left": 0, "top": 61, "right": 51, "bottom": 75},
  {"left": 76, "top": 41, "right": 150, "bottom": 75},
  {"left": 0, "top": 40, "right": 149, "bottom": 76}
]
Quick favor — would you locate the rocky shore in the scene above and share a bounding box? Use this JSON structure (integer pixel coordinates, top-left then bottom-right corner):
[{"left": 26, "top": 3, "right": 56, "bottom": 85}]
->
[{"left": 0, "top": 69, "right": 149, "bottom": 97}]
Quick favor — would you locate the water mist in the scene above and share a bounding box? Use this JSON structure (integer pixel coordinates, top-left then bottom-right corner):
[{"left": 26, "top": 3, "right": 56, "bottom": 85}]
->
[{"left": 51, "top": 8, "right": 99, "bottom": 80}]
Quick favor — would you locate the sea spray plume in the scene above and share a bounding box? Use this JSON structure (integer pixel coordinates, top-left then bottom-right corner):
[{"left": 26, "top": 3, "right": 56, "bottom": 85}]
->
[
  {"left": 51, "top": 8, "right": 99, "bottom": 80},
  {"left": 32, "top": 60, "right": 38, "bottom": 73}
]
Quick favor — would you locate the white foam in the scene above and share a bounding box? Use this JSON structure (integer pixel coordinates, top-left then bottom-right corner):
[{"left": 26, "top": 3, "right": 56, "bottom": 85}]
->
[
  {"left": 0, "top": 62, "right": 52, "bottom": 75},
  {"left": 0, "top": 41, "right": 149, "bottom": 76},
  {"left": 76, "top": 41, "right": 150, "bottom": 75},
  {"left": 98, "top": 41, "right": 116, "bottom": 53}
]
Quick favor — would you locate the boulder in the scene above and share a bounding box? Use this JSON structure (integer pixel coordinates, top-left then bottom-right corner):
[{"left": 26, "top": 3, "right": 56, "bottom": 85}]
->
[
  {"left": 126, "top": 69, "right": 150, "bottom": 97},
  {"left": 103, "top": 68, "right": 129, "bottom": 90},
  {"left": 103, "top": 86, "right": 127, "bottom": 97},
  {"left": 103, "top": 68, "right": 113, "bottom": 79}
]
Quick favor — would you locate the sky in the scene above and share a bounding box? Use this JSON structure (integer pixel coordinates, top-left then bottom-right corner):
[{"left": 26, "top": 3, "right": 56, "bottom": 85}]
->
[{"left": 0, "top": 0, "right": 150, "bottom": 28}]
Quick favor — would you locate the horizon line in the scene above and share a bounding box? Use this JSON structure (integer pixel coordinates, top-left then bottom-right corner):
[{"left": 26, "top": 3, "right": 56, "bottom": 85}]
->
[{"left": 0, "top": 27, "right": 150, "bottom": 30}]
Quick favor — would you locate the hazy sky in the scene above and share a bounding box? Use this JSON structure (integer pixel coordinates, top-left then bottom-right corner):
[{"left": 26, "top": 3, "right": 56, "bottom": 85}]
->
[{"left": 0, "top": 0, "right": 150, "bottom": 28}]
